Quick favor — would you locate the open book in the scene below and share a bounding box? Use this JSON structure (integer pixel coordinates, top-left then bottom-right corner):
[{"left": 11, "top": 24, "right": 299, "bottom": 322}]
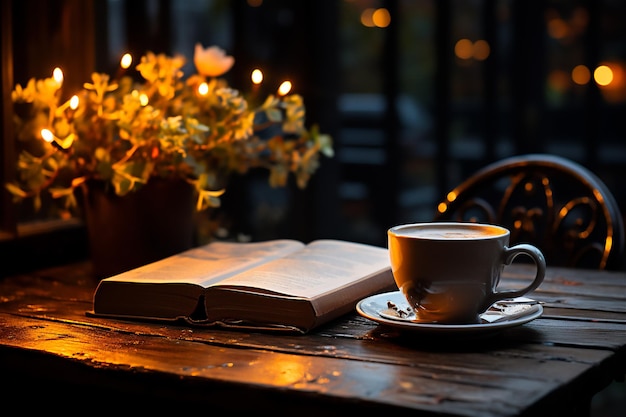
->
[{"left": 90, "top": 239, "right": 395, "bottom": 333}]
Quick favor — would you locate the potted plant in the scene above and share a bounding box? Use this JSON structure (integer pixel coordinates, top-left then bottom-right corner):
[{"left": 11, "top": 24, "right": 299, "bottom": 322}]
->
[{"left": 6, "top": 44, "right": 333, "bottom": 277}]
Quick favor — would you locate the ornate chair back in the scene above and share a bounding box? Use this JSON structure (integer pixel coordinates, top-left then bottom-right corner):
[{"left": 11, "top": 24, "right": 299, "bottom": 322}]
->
[{"left": 434, "top": 154, "right": 625, "bottom": 270}]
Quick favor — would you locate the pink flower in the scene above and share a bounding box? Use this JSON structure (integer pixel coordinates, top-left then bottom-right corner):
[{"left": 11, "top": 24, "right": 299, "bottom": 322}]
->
[{"left": 194, "top": 44, "right": 235, "bottom": 77}]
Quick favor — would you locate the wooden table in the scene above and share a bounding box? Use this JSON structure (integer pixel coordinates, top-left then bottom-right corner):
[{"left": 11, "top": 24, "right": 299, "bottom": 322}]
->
[{"left": 0, "top": 261, "right": 624, "bottom": 416}]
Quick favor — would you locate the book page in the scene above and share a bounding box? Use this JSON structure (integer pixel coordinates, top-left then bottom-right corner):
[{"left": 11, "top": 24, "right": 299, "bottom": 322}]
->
[
  {"left": 215, "top": 240, "right": 390, "bottom": 298},
  {"left": 102, "top": 240, "right": 305, "bottom": 287}
]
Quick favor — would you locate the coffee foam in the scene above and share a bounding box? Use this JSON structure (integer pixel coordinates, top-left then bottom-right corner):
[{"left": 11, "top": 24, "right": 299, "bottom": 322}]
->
[{"left": 392, "top": 224, "right": 505, "bottom": 239}]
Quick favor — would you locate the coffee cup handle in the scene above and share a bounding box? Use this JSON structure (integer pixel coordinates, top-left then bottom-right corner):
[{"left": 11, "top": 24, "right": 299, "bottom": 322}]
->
[{"left": 482, "top": 243, "right": 547, "bottom": 310}]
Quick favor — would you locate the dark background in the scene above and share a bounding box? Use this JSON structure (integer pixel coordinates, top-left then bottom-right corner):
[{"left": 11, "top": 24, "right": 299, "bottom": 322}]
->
[{"left": 2, "top": 0, "right": 626, "bottom": 271}]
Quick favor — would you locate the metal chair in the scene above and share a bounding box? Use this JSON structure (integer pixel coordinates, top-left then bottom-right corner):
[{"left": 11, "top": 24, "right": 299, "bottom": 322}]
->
[{"left": 434, "top": 154, "right": 625, "bottom": 270}]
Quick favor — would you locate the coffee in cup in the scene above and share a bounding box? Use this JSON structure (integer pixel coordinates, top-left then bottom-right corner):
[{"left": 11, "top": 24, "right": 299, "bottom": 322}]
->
[{"left": 387, "top": 222, "right": 546, "bottom": 324}]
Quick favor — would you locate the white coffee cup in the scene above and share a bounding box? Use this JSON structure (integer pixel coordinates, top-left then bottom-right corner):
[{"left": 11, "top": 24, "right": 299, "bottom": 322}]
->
[{"left": 387, "top": 222, "right": 546, "bottom": 324}]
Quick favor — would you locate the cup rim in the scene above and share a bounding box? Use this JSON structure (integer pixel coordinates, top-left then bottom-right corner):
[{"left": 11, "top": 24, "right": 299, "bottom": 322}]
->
[{"left": 388, "top": 222, "right": 510, "bottom": 240}]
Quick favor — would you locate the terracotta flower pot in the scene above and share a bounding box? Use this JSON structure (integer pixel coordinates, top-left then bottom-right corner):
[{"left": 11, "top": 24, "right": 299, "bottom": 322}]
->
[{"left": 82, "top": 179, "right": 197, "bottom": 279}]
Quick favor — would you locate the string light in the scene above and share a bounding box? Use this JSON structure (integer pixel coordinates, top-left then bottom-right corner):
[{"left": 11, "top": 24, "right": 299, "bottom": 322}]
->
[
  {"left": 277, "top": 80, "right": 292, "bottom": 96},
  {"left": 52, "top": 67, "right": 64, "bottom": 86},
  {"left": 251, "top": 69, "right": 263, "bottom": 85},
  {"left": 120, "top": 53, "right": 132, "bottom": 69},
  {"left": 198, "top": 82, "right": 209, "bottom": 96}
]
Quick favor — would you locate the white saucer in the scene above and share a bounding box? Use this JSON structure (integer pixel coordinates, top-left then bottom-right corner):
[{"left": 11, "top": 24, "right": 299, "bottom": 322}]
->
[{"left": 356, "top": 291, "right": 543, "bottom": 335}]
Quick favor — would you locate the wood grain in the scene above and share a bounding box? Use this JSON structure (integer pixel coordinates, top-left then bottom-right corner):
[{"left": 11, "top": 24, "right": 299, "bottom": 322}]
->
[{"left": 0, "top": 261, "right": 624, "bottom": 416}]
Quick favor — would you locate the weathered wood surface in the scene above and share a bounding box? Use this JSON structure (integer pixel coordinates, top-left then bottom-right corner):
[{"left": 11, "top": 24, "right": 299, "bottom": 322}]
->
[{"left": 0, "top": 262, "right": 624, "bottom": 416}]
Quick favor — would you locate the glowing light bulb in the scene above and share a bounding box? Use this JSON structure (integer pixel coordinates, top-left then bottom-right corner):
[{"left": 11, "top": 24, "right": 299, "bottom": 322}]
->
[
  {"left": 251, "top": 69, "right": 263, "bottom": 85},
  {"left": 120, "top": 53, "right": 132, "bottom": 70},
  {"left": 41, "top": 128, "right": 55, "bottom": 143},
  {"left": 278, "top": 80, "right": 292, "bottom": 96},
  {"left": 69, "top": 95, "right": 79, "bottom": 110},
  {"left": 198, "top": 82, "right": 209, "bottom": 96},
  {"left": 53, "top": 67, "right": 64, "bottom": 86}
]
